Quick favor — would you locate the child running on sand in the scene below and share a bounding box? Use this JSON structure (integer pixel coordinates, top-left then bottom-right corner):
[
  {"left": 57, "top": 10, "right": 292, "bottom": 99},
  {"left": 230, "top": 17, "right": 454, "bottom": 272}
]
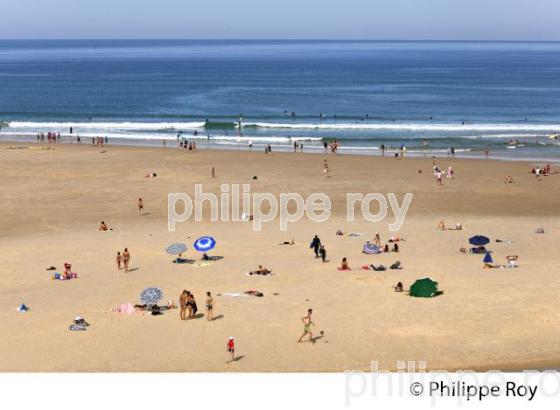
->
[
  {"left": 227, "top": 337, "right": 235, "bottom": 363},
  {"left": 298, "top": 309, "right": 315, "bottom": 343}
]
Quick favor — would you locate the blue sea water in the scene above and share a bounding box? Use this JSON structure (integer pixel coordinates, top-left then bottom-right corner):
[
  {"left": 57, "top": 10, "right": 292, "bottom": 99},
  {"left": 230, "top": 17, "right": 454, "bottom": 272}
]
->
[{"left": 1, "top": 39, "right": 560, "bottom": 160}]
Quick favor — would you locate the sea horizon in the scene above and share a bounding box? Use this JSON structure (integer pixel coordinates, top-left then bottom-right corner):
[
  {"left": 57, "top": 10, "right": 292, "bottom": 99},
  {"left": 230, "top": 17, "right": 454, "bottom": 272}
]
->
[{"left": 1, "top": 39, "right": 559, "bottom": 161}]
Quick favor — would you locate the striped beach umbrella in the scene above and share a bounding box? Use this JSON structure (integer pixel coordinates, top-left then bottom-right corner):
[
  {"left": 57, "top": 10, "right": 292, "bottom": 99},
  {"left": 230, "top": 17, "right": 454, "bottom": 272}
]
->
[
  {"left": 363, "top": 242, "right": 380, "bottom": 254},
  {"left": 165, "top": 243, "right": 187, "bottom": 255},
  {"left": 140, "top": 287, "right": 163, "bottom": 305},
  {"left": 194, "top": 236, "right": 216, "bottom": 252}
]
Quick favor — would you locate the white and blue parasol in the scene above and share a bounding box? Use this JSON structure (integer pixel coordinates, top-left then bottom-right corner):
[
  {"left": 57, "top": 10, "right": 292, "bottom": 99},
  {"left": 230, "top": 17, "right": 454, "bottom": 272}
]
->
[
  {"left": 165, "top": 243, "right": 187, "bottom": 255},
  {"left": 140, "top": 287, "right": 163, "bottom": 305},
  {"left": 193, "top": 236, "right": 216, "bottom": 252}
]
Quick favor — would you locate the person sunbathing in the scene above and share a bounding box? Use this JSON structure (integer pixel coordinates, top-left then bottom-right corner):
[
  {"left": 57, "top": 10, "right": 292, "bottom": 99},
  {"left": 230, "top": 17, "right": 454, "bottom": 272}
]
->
[
  {"left": 340, "top": 257, "right": 350, "bottom": 270},
  {"left": 99, "top": 221, "right": 109, "bottom": 231},
  {"left": 394, "top": 282, "right": 404, "bottom": 292},
  {"left": 483, "top": 263, "right": 503, "bottom": 269},
  {"left": 392, "top": 243, "right": 399, "bottom": 252},
  {"left": 248, "top": 265, "right": 272, "bottom": 275},
  {"left": 437, "top": 220, "right": 446, "bottom": 230}
]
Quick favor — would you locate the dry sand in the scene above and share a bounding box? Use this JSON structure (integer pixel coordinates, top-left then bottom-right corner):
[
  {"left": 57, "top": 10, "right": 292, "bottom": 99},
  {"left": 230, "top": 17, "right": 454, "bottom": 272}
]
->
[{"left": 1, "top": 142, "right": 559, "bottom": 372}]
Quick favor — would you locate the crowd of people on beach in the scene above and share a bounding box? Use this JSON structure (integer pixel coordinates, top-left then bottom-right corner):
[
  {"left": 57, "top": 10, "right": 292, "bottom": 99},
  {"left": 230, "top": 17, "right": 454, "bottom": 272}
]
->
[
  {"left": 36, "top": 132, "right": 61, "bottom": 143},
  {"left": 179, "top": 140, "right": 197, "bottom": 151},
  {"left": 531, "top": 164, "right": 553, "bottom": 177}
]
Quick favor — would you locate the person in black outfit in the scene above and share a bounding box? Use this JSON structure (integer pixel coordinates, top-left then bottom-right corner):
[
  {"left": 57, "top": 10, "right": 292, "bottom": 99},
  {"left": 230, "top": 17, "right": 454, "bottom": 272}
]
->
[
  {"left": 311, "top": 235, "right": 321, "bottom": 257},
  {"left": 319, "top": 245, "right": 326, "bottom": 262}
]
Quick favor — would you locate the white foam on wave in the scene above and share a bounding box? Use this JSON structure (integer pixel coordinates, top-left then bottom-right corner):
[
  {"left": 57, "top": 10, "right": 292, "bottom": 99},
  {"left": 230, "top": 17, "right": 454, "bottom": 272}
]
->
[
  {"left": 0, "top": 130, "right": 323, "bottom": 144},
  {"left": 244, "top": 122, "right": 560, "bottom": 132},
  {"left": 7, "top": 121, "right": 206, "bottom": 130}
]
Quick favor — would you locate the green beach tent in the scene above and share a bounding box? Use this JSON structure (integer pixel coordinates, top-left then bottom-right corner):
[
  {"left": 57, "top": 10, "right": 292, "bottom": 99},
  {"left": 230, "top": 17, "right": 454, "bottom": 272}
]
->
[{"left": 410, "top": 278, "right": 439, "bottom": 298}]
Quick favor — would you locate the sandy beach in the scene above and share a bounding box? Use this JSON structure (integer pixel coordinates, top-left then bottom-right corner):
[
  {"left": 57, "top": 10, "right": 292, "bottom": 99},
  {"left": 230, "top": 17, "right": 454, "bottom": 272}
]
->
[{"left": 1, "top": 141, "right": 559, "bottom": 372}]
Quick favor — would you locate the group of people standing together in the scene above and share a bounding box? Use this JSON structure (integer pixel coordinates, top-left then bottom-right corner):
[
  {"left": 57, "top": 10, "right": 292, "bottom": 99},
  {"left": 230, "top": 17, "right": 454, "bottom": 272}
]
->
[
  {"left": 115, "top": 248, "right": 131, "bottom": 272},
  {"left": 36, "top": 131, "right": 60, "bottom": 143},
  {"left": 179, "top": 290, "right": 214, "bottom": 322}
]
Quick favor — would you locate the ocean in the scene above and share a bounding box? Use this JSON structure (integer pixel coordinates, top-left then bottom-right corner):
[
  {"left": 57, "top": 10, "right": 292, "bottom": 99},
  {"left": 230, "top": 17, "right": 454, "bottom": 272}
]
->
[{"left": 1, "top": 39, "right": 560, "bottom": 161}]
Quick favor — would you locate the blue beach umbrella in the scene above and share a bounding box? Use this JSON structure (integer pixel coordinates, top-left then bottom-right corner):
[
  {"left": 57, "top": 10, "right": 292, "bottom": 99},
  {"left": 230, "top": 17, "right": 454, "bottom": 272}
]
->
[
  {"left": 469, "top": 235, "right": 490, "bottom": 246},
  {"left": 140, "top": 287, "right": 163, "bottom": 305},
  {"left": 165, "top": 243, "right": 187, "bottom": 255},
  {"left": 194, "top": 236, "right": 216, "bottom": 252},
  {"left": 483, "top": 253, "right": 493, "bottom": 264}
]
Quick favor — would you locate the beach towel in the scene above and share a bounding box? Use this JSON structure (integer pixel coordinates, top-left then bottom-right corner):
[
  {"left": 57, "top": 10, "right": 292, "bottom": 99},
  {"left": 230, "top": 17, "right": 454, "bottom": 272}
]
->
[
  {"left": 116, "top": 303, "right": 135, "bottom": 314},
  {"left": 337, "top": 267, "right": 351, "bottom": 271},
  {"left": 222, "top": 293, "right": 248, "bottom": 298},
  {"left": 194, "top": 262, "right": 212, "bottom": 268},
  {"left": 347, "top": 233, "right": 364, "bottom": 237},
  {"left": 69, "top": 324, "right": 87, "bottom": 331}
]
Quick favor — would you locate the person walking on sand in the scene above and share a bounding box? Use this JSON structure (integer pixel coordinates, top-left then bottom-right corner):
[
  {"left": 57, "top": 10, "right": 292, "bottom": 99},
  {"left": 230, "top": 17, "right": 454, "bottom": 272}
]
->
[
  {"left": 206, "top": 291, "right": 214, "bottom": 321},
  {"left": 211, "top": 166, "right": 215, "bottom": 178},
  {"left": 319, "top": 245, "right": 327, "bottom": 262},
  {"left": 116, "top": 251, "right": 122, "bottom": 270},
  {"left": 123, "top": 248, "right": 130, "bottom": 272},
  {"left": 179, "top": 290, "right": 188, "bottom": 320},
  {"left": 298, "top": 309, "right": 315, "bottom": 343},
  {"left": 138, "top": 198, "right": 144, "bottom": 215},
  {"left": 310, "top": 235, "right": 321, "bottom": 258},
  {"left": 227, "top": 337, "right": 235, "bottom": 363}
]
